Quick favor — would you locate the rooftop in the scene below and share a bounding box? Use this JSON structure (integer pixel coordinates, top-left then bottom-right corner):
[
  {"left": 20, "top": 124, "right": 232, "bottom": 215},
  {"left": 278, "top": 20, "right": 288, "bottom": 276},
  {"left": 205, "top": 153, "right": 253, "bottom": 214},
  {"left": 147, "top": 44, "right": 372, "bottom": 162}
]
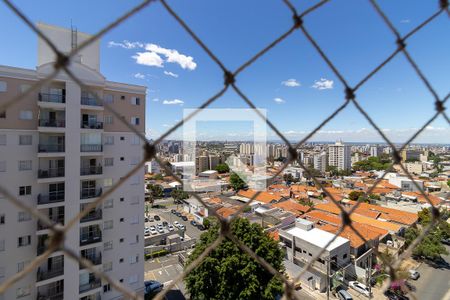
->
[{"left": 285, "top": 225, "right": 349, "bottom": 251}]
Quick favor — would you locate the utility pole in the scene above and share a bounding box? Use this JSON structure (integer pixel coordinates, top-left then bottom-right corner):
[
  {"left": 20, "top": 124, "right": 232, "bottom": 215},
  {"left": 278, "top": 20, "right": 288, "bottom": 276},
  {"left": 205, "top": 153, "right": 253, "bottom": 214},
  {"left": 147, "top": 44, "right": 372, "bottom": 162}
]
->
[{"left": 326, "top": 257, "right": 330, "bottom": 300}]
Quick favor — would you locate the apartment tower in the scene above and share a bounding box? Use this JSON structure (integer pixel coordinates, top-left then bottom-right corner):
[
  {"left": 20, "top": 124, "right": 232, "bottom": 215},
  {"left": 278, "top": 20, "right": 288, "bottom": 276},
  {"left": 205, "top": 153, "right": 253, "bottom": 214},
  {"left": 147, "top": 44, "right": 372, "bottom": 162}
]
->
[
  {"left": 0, "top": 23, "right": 145, "bottom": 300},
  {"left": 327, "top": 141, "right": 351, "bottom": 171}
]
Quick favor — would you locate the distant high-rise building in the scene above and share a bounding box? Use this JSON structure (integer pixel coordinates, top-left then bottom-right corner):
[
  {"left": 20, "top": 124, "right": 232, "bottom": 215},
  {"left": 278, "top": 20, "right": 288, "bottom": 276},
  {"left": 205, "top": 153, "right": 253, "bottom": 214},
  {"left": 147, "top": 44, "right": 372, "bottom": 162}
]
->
[
  {"left": 196, "top": 155, "right": 209, "bottom": 174},
  {"left": 369, "top": 145, "right": 383, "bottom": 157},
  {"left": 328, "top": 141, "right": 351, "bottom": 171},
  {"left": 208, "top": 155, "right": 220, "bottom": 170},
  {"left": 313, "top": 152, "right": 328, "bottom": 173}
]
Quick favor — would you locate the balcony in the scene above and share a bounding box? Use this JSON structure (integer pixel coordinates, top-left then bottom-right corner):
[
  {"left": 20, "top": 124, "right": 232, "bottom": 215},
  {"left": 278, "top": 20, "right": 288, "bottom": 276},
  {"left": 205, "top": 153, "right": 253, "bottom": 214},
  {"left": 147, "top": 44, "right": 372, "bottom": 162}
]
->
[
  {"left": 80, "top": 253, "right": 102, "bottom": 269},
  {"left": 80, "top": 188, "right": 102, "bottom": 200},
  {"left": 79, "top": 278, "right": 102, "bottom": 293},
  {"left": 37, "top": 236, "right": 49, "bottom": 256},
  {"left": 80, "top": 166, "right": 103, "bottom": 176},
  {"left": 37, "top": 266, "right": 64, "bottom": 282},
  {"left": 38, "top": 119, "right": 66, "bottom": 128},
  {"left": 39, "top": 93, "right": 65, "bottom": 104},
  {"left": 80, "top": 233, "right": 102, "bottom": 247},
  {"left": 80, "top": 209, "right": 102, "bottom": 223},
  {"left": 81, "top": 96, "right": 102, "bottom": 107},
  {"left": 37, "top": 192, "right": 65, "bottom": 205},
  {"left": 81, "top": 121, "right": 103, "bottom": 130},
  {"left": 80, "top": 144, "right": 103, "bottom": 152},
  {"left": 38, "top": 168, "right": 65, "bottom": 179},
  {"left": 38, "top": 144, "right": 65, "bottom": 153},
  {"left": 37, "top": 216, "right": 64, "bottom": 230},
  {"left": 36, "top": 290, "right": 63, "bottom": 300}
]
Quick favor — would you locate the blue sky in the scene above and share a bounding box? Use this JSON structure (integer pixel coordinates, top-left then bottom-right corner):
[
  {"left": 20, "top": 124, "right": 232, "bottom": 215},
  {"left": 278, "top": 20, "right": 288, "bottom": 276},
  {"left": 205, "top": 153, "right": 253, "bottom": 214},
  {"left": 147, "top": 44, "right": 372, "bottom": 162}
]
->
[{"left": 0, "top": 0, "right": 448, "bottom": 143}]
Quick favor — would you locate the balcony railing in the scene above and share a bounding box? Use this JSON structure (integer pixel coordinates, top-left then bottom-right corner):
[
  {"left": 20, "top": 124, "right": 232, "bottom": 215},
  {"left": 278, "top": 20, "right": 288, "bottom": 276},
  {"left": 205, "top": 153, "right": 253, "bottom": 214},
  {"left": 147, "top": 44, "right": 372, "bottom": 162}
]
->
[
  {"left": 37, "top": 238, "right": 49, "bottom": 256},
  {"left": 38, "top": 168, "right": 65, "bottom": 179},
  {"left": 80, "top": 209, "right": 102, "bottom": 223},
  {"left": 81, "top": 121, "right": 103, "bottom": 129},
  {"left": 80, "top": 233, "right": 102, "bottom": 246},
  {"left": 38, "top": 119, "right": 66, "bottom": 128},
  {"left": 80, "top": 253, "right": 102, "bottom": 269},
  {"left": 80, "top": 144, "right": 103, "bottom": 152},
  {"left": 36, "top": 290, "right": 64, "bottom": 300},
  {"left": 81, "top": 97, "right": 102, "bottom": 107},
  {"left": 80, "top": 166, "right": 103, "bottom": 176},
  {"left": 38, "top": 144, "right": 65, "bottom": 153},
  {"left": 37, "top": 217, "right": 64, "bottom": 230},
  {"left": 37, "top": 192, "right": 65, "bottom": 205},
  {"left": 80, "top": 188, "right": 102, "bottom": 200},
  {"left": 39, "top": 93, "right": 65, "bottom": 104},
  {"left": 36, "top": 266, "right": 64, "bottom": 282},
  {"left": 79, "top": 278, "right": 102, "bottom": 293}
]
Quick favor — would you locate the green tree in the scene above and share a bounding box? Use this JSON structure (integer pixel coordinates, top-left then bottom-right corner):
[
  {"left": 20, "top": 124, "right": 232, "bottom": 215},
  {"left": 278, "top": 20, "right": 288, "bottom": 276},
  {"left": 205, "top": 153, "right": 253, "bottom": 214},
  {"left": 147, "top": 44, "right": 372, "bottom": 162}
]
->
[
  {"left": 348, "top": 191, "right": 365, "bottom": 201},
  {"left": 149, "top": 174, "right": 164, "bottom": 180},
  {"left": 369, "top": 194, "right": 381, "bottom": 200},
  {"left": 283, "top": 173, "right": 294, "bottom": 183},
  {"left": 229, "top": 172, "right": 247, "bottom": 191},
  {"left": 171, "top": 189, "right": 189, "bottom": 202},
  {"left": 447, "top": 180, "right": 450, "bottom": 188},
  {"left": 147, "top": 184, "right": 164, "bottom": 198},
  {"left": 405, "top": 226, "right": 449, "bottom": 259},
  {"left": 185, "top": 218, "right": 284, "bottom": 300},
  {"left": 215, "top": 163, "right": 230, "bottom": 174}
]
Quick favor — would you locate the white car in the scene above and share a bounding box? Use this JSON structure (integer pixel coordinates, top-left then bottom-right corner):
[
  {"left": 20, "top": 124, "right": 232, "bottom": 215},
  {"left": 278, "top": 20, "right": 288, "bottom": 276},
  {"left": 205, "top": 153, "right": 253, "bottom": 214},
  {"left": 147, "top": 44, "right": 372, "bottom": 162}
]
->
[
  {"left": 157, "top": 227, "right": 164, "bottom": 233},
  {"left": 409, "top": 269, "right": 420, "bottom": 280},
  {"left": 173, "top": 221, "right": 180, "bottom": 227},
  {"left": 150, "top": 229, "right": 157, "bottom": 235},
  {"left": 148, "top": 216, "right": 154, "bottom": 222},
  {"left": 349, "top": 281, "right": 371, "bottom": 297},
  {"left": 168, "top": 225, "right": 174, "bottom": 231},
  {"left": 144, "top": 227, "right": 150, "bottom": 236},
  {"left": 150, "top": 225, "right": 156, "bottom": 230},
  {"left": 179, "top": 225, "right": 186, "bottom": 230}
]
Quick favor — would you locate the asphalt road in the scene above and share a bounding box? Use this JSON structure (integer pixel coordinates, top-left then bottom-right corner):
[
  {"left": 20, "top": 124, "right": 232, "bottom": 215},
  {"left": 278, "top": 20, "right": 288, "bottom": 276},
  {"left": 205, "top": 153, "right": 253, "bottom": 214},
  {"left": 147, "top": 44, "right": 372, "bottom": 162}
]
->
[{"left": 411, "top": 245, "right": 450, "bottom": 300}]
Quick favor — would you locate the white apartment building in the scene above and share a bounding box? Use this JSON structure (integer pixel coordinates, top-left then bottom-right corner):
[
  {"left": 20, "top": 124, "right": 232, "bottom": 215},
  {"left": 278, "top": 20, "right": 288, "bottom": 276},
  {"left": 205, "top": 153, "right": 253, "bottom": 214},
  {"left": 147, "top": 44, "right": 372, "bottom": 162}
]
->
[
  {"left": 0, "top": 23, "right": 145, "bottom": 300},
  {"left": 328, "top": 141, "right": 351, "bottom": 171},
  {"left": 369, "top": 145, "right": 383, "bottom": 157},
  {"left": 313, "top": 152, "right": 327, "bottom": 173}
]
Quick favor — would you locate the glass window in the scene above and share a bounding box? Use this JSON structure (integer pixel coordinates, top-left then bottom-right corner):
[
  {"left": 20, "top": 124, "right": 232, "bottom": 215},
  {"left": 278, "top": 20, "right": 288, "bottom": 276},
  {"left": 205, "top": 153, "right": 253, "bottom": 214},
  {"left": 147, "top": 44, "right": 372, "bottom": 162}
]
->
[
  {"left": 104, "top": 158, "right": 114, "bottom": 166},
  {"left": 19, "top": 186, "right": 31, "bottom": 195},
  {"left": 0, "top": 135, "right": 6, "bottom": 145},
  {"left": 104, "top": 178, "right": 113, "bottom": 187},
  {"left": 104, "top": 136, "right": 114, "bottom": 145},
  {"left": 0, "top": 81, "right": 6, "bottom": 92},
  {"left": 19, "top": 110, "right": 32, "bottom": 120},
  {"left": 104, "top": 94, "right": 114, "bottom": 104},
  {"left": 104, "top": 115, "right": 113, "bottom": 124},
  {"left": 18, "top": 160, "right": 32, "bottom": 171},
  {"left": 18, "top": 212, "right": 31, "bottom": 222},
  {"left": 19, "top": 135, "right": 32, "bottom": 145}
]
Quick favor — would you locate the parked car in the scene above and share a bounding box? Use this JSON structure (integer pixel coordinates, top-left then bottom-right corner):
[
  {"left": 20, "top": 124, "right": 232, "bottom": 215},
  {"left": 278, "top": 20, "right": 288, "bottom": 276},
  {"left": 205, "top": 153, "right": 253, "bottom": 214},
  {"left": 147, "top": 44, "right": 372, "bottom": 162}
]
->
[
  {"left": 441, "top": 238, "right": 450, "bottom": 245},
  {"left": 337, "top": 289, "right": 353, "bottom": 300},
  {"left": 157, "top": 227, "right": 164, "bottom": 233},
  {"left": 144, "top": 227, "right": 150, "bottom": 236},
  {"left": 145, "top": 217, "right": 149, "bottom": 222},
  {"left": 150, "top": 225, "right": 156, "bottom": 230},
  {"left": 168, "top": 224, "right": 174, "bottom": 231},
  {"left": 157, "top": 223, "right": 163, "bottom": 228},
  {"left": 173, "top": 221, "right": 180, "bottom": 227},
  {"left": 148, "top": 216, "right": 154, "bottom": 222},
  {"left": 197, "top": 224, "right": 206, "bottom": 231},
  {"left": 179, "top": 225, "right": 186, "bottom": 230},
  {"left": 408, "top": 270, "right": 420, "bottom": 280},
  {"left": 150, "top": 229, "right": 157, "bottom": 235},
  {"left": 162, "top": 221, "right": 168, "bottom": 226},
  {"left": 144, "top": 280, "right": 163, "bottom": 295},
  {"left": 175, "top": 212, "right": 182, "bottom": 217},
  {"left": 171, "top": 209, "right": 177, "bottom": 214},
  {"left": 190, "top": 220, "right": 197, "bottom": 226},
  {"left": 154, "top": 215, "right": 161, "bottom": 221},
  {"left": 349, "top": 281, "right": 371, "bottom": 297},
  {"left": 433, "top": 257, "right": 449, "bottom": 269},
  {"left": 404, "top": 281, "right": 416, "bottom": 292},
  {"left": 181, "top": 216, "right": 188, "bottom": 221}
]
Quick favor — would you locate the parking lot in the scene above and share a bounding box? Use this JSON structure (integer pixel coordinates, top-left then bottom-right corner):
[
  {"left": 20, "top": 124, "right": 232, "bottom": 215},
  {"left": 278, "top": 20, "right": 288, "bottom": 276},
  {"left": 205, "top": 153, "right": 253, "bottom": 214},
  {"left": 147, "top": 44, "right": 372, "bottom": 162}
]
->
[{"left": 145, "top": 254, "right": 187, "bottom": 300}]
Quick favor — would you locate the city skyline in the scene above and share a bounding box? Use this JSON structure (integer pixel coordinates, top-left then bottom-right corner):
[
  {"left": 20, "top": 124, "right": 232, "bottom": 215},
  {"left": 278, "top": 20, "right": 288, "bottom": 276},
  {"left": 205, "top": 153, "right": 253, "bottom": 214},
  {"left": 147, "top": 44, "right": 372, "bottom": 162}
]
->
[{"left": 0, "top": 0, "right": 448, "bottom": 143}]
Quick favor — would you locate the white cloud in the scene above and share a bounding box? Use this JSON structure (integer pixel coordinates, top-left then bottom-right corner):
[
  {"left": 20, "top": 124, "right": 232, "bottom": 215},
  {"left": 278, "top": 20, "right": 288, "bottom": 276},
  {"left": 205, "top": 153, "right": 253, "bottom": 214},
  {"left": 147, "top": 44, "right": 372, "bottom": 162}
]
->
[
  {"left": 312, "top": 78, "right": 334, "bottom": 90},
  {"left": 164, "top": 71, "right": 179, "bottom": 78},
  {"left": 133, "top": 73, "right": 145, "bottom": 79},
  {"left": 145, "top": 44, "right": 197, "bottom": 70},
  {"left": 162, "top": 99, "right": 184, "bottom": 105},
  {"left": 400, "top": 19, "right": 410, "bottom": 23},
  {"left": 152, "top": 98, "right": 159, "bottom": 102},
  {"left": 132, "top": 52, "right": 164, "bottom": 67},
  {"left": 281, "top": 78, "right": 300, "bottom": 87},
  {"left": 108, "top": 40, "right": 143, "bottom": 49},
  {"left": 274, "top": 97, "right": 285, "bottom": 104}
]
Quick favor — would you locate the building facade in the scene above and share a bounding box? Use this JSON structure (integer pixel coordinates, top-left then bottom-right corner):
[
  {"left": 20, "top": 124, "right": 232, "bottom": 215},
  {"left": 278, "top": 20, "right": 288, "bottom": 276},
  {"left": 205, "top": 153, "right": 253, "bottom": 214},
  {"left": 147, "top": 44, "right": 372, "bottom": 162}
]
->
[
  {"left": 328, "top": 141, "right": 351, "bottom": 171},
  {"left": 0, "top": 23, "right": 145, "bottom": 300}
]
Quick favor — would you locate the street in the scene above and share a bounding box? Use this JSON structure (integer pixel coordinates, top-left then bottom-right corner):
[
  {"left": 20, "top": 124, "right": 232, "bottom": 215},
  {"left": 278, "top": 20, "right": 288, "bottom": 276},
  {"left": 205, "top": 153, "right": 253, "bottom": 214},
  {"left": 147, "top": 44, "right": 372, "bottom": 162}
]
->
[{"left": 411, "top": 245, "right": 450, "bottom": 300}]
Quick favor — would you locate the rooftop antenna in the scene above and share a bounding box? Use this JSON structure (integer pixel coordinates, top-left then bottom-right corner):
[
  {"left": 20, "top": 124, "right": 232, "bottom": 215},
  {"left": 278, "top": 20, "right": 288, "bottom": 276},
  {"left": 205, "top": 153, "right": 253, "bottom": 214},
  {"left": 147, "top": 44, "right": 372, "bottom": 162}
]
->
[{"left": 71, "top": 20, "right": 78, "bottom": 50}]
